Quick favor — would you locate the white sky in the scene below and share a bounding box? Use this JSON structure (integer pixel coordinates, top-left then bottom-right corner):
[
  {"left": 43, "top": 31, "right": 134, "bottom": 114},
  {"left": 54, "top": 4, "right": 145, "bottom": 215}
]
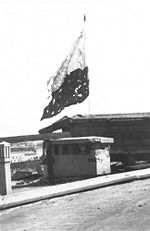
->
[{"left": 0, "top": 0, "right": 150, "bottom": 137}]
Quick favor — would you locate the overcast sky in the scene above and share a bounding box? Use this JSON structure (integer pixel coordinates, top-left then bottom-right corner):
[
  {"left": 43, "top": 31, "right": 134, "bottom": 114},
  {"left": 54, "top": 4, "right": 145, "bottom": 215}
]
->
[{"left": 0, "top": 0, "right": 150, "bottom": 137}]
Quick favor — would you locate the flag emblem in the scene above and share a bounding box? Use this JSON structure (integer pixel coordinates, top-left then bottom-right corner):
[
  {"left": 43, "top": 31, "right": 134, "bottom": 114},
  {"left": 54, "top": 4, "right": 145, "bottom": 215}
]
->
[{"left": 41, "top": 27, "right": 89, "bottom": 120}]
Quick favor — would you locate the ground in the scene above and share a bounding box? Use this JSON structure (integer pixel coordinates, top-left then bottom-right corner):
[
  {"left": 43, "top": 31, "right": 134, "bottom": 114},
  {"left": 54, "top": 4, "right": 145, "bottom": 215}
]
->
[{"left": 1, "top": 178, "right": 150, "bottom": 231}]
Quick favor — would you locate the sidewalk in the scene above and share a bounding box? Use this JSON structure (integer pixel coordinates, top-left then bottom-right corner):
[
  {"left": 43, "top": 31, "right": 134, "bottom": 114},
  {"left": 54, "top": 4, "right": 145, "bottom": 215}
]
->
[{"left": 1, "top": 168, "right": 150, "bottom": 210}]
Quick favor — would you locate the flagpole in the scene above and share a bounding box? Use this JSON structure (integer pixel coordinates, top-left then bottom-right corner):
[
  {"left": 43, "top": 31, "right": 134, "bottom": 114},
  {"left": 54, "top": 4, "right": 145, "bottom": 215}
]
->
[
  {"left": 84, "top": 14, "right": 91, "bottom": 115},
  {"left": 88, "top": 97, "right": 91, "bottom": 114}
]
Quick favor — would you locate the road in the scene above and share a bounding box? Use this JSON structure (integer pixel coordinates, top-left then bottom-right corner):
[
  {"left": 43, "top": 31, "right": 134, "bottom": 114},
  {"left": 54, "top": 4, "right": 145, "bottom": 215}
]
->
[{"left": 1, "top": 178, "right": 150, "bottom": 231}]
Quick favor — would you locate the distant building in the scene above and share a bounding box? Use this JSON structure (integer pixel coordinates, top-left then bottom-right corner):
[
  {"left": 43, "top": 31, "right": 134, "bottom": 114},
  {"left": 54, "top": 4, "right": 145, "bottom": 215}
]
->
[
  {"left": 39, "top": 113, "right": 150, "bottom": 165},
  {"left": 10, "top": 141, "right": 43, "bottom": 163}
]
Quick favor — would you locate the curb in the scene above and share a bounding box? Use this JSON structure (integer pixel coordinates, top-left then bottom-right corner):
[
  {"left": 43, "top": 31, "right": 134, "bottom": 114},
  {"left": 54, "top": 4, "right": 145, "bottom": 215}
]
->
[{"left": 1, "top": 168, "right": 150, "bottom": 210}]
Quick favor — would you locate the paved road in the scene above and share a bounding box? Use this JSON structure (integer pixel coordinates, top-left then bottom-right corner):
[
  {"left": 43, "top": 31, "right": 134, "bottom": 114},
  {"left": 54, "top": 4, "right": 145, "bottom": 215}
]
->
[{"left": 1, "top": 178, "right": 150, "bottom": 231}]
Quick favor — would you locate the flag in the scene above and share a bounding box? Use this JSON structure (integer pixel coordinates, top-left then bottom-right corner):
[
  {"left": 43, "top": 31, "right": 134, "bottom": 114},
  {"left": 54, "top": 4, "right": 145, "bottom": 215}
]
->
[{"left": 41, "top": 22, "right": 89, "bottom": 120}]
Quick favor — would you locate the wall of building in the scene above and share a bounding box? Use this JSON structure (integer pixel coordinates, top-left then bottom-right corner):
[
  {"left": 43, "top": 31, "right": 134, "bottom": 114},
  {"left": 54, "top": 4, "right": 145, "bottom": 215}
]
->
[{"left": 48, "top": 141, "right": 111, "bottom": 179}]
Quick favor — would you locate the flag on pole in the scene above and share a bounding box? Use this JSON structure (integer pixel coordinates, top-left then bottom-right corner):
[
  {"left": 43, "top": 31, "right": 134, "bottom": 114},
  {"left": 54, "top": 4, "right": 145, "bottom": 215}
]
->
[{"left": 41, "top": 17, "right": 89, "bottom": 120}]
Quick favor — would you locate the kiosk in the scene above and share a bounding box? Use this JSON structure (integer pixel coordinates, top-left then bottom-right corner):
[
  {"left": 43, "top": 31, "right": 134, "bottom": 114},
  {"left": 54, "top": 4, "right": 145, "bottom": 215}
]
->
[{"left": 43, "top": 136, "right": 114, "bottom": 182}]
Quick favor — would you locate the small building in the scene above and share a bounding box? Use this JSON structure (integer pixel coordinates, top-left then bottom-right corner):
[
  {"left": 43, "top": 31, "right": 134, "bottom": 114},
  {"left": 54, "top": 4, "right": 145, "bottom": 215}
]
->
[{"left": 43, "top": 136, "right": 114, "bottom": 183}]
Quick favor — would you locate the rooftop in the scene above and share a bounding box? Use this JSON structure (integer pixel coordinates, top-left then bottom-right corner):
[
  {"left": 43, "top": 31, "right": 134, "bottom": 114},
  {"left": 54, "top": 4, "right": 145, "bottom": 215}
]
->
[
  {"left": 50, "top": 136, "right": 114, "bottom": 144},
  {"left": 39, "top": 112, "right": 150, "bottom": 134}
]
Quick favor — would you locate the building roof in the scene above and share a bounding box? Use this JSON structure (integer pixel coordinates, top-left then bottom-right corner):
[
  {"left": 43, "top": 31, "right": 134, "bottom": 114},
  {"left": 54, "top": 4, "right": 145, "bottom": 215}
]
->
[
  {"left": 0, "top": 132, "right": 71, "bottom": 144},
  {"left": 50, "top": 136, "right": 114, "bottom": 145},
  {"left": 39, "top": 112, "right": 150, "bottom": 134}
]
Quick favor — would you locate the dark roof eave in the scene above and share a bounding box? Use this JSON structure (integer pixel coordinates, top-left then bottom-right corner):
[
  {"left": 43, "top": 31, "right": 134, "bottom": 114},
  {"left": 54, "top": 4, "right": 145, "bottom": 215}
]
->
[{"left": 39, "top": 112, "right": 150, "bottom": 133}]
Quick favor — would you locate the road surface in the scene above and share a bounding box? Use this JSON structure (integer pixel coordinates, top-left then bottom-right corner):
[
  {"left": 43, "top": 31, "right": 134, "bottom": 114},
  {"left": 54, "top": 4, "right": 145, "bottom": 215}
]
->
[{"left": 1, "top": 178, "right": 150, "bottom": 231}]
